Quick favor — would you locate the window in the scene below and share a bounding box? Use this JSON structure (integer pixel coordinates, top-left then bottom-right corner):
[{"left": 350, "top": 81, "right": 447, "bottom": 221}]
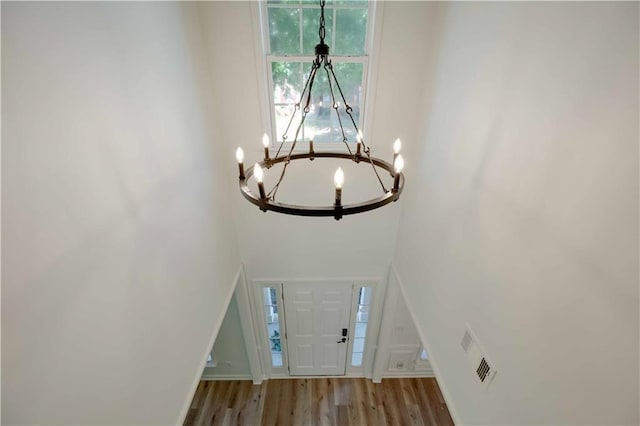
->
[
  {"left": 263, "top": 0, "right": 371, "bottom": 144},
  {"left": 419, "top": 347, "right": 428, "bottom": 361},
  {"left": 262, "top": 287, "right": 283, "bottom": 367},
  {"left": 206, "top": 350, "right": 217, "bottom": 367},
  {"left": 351, "top": 286, "right": 372, "bottom": 366}
]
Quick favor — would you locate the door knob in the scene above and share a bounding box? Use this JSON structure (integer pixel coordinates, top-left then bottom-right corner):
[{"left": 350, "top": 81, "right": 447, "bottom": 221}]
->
[{"left": 337, "top": 337, "right": 346, "bottom": 343}]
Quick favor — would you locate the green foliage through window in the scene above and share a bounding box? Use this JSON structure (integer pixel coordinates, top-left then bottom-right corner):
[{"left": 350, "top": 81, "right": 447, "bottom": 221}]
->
[{"left": 265, "top": 1, "right": 369, "bottom": 143}]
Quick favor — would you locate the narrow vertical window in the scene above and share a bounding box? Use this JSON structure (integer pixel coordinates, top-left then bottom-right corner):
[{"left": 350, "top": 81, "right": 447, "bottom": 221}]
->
[
  {"left": 262, "top": 287, "right": 283, "bottom": 367},
  {"left": 351, "top": 286, "right": 372, "bottom": 366}
]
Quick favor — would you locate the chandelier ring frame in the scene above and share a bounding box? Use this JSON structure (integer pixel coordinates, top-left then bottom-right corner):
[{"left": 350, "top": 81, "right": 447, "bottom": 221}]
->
[{"left": 239, "top": 152, "right": 404, "bottom": 220}]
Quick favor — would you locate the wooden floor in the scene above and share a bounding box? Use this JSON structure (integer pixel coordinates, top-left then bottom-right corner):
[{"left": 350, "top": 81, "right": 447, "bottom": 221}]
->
[{"left": 184, "top": 377, "right": 454, "bottom": 426}]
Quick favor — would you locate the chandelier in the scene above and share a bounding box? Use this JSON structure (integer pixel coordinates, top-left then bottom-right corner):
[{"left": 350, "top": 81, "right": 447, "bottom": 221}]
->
[{"left": 235, "top": 0, "right": 404, "bottom": 221}]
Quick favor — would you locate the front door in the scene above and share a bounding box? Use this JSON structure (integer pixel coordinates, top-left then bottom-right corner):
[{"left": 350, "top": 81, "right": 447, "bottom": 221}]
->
[{"left": 283, "top": 282, "right": 353, "bottom": 375}]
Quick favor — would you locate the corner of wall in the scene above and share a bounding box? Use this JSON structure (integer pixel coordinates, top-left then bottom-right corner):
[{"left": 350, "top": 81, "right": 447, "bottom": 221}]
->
[
  {"left": 175, "top": 264, "right": 243, "bottom": 426},
  {"left": 390, "top": 263, "right": 463, "bottom": 425}
]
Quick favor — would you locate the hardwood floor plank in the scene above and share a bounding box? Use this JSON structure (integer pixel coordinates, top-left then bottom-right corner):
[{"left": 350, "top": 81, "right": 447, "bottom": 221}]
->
[
  {"left": 185, "top": 377, "right": 454, "bottom": 426},
  {"left": 414, "top": 377, "right": 439, "bottom": 425},
  {"left": 315, "top": 377, "right": 334, "bottom": 426},
  {"left": 277, "top": 378, "right": 296, "bottom": 425},
  {"left": 261, "top": 380, "right": 281, "bottom": 426},
  {"left": 195, "top": 381, "right": 217, "bottom": 426},
  {"left": 242, "top": 382, "right": 266, "bottom": 426},
  {"left": 292, "top": 378, "right": 312, "bottom": 426},
  {"left": 227, "top": 381, "right": 250, "bottom": 426}
]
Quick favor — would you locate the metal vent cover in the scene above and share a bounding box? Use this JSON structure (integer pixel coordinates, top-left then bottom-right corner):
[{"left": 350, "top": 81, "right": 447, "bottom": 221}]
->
[
  {"left": 476, "top": 357, "right": 491, "bottom": 382},
  {"left": 462, "top": 326, "right": 497, "bottom": 389}
]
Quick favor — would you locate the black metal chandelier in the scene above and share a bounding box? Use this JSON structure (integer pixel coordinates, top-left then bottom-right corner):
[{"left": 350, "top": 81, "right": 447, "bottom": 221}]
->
[{"left": 235, "top": 0, "right": 404, "bottom": 221}]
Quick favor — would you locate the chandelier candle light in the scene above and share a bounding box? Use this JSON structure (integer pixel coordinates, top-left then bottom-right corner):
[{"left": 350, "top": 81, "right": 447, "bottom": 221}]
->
[{"left": 235, "top": 0, "right": 405, "bottom": 221}]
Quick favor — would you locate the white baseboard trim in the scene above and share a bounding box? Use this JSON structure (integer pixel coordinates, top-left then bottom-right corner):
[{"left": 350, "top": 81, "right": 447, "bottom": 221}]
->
[
  {"left": 391, "top": 263, "right": 463, "bottom": 425},
  {"left": 201, "top": 374, "right": 253, "bottom": 381},
  {"left": 382, "top": 372, "right": 435, "bottom": 378},
  {"left": 176, "top": 265, "right": 242, "bottom": 426}
]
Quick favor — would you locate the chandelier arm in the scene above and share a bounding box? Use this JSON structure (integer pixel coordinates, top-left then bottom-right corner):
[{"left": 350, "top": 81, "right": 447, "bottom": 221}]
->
[
  {"left": 326, "top": 62, "right": 359, "bottom": 144},
  {"left": 275, "top": 61, "right": 321, "bottom": 159},
  {"left": 269, "top": 62, "right": 321, "bottom": 200},
  {"left": 274, "top": 103, "right": 299, "bottom": 159},
  {"left": 268, "top": 110, "right": 310, "bottom": 200},
  {"left": 326, "top": 62, "right": 388, "bottom": 193},
  {"left": 323, "top": 62, "right": 353, "bottom": 156}
]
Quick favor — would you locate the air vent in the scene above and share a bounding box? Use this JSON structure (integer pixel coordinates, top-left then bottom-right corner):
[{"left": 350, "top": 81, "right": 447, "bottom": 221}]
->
[
  {"left": 461, "top": 326, "right": 497, "bottom": 389},
  {"left": 476, "top": 357, "right": 490, "bottom": 382}
]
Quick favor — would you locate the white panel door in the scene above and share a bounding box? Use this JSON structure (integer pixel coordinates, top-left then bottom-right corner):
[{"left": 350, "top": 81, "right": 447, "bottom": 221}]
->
[{"left": 283, "top": 282, "right": 353, "bottom": 376}]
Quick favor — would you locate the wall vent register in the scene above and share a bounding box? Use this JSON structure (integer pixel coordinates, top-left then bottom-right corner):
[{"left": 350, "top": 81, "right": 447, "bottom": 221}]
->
[{"left": 461, "top": 326, "right": 497, "bottom": 389}]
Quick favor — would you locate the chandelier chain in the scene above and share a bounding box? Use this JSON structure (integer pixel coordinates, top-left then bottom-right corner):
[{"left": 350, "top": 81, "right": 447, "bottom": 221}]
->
[{"left": 318, "top": 0, "right": 326, "bottom": 45}]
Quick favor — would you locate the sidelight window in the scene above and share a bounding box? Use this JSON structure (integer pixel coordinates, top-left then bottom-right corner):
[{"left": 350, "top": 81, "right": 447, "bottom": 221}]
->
[
  {"left": 262, "top": 287, "right": 284, "bottom": 367},
  {"left": 351, "top": 286, "right": 372, "bottom": 366}
]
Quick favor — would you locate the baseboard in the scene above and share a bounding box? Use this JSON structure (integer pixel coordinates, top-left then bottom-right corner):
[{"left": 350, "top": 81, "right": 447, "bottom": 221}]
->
[
  {"left": 175, "top": 265, "right": 242, "bottom": 426},
  {"left": 391, "top": 264, "right": 463, "bottom": 425},
  {"left": 382, "top": 372, "right": 435, "bottom": 378},
  {"left": 201, "top": 374, "right": 253, "bottom": 381}
]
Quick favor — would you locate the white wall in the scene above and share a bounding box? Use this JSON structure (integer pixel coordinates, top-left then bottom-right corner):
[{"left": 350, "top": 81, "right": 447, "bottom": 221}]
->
[
  {"left": 393, "top": 2, "right": 639, "bottom": 424},
  {"left": 2, "top": 3, "right": 240, "bottom": 425},
  {"left": 202, "top": 293, "right": 252, "bottom": 379},
  {"left": 373, "top": 269, "right": 432, "bottom": 379}
]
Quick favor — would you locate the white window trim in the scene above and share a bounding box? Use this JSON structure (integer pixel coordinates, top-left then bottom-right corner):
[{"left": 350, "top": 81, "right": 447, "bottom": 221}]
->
[{"left": 253, "top": 0, "right": 381, "bottom": 152}]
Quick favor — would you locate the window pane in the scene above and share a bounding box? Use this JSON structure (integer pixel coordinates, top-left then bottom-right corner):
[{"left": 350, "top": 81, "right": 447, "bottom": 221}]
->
[
  {"left": 264, "top": 306, "right": 279, "bottom": 324},
  {"left": 270, "top": 337, "right": 282, "bottom": 351},
  {"left": 263, "top": 287, "right": 278, "bottom": 306},
  {"left": 420, "top": 348, "right": 429, "bottom": 361},
  {"left": 358, "top": 286, "right": 372, "bottom": 305},
  {"left": 301, "top": 62, "right": 363, "bottom": 143},
  {"left": 351, "top": 286, "right": 371, "bottom": 367},
  {"left": 353, "top": 337, "right": 365, "bottom": 353},
  {"left": 272, "top": 62, "right": 309, "bottom": 142},
  {"left": 356, "top": 304, "right": 369, "bottom": 322},
  {"left": 272, "top": 62, "right": 304, "bottom": 99},
  {"left": 272, "top": 352, "right": 283, "bottom": 367},
  {"left": 334, "top": 8, "right": 367, "bottom": 56},
  {"left": 262, "top": 286, "right": 284, "bottom": 368},
  {"left": 351, "top": 352, "right": 363, "bottom": 366},
  {"left": 354, "top": 321, "right": 367, "bottom": 338},
  {"left": 269, "top": 7, "right": 301, "bottom": 55}
]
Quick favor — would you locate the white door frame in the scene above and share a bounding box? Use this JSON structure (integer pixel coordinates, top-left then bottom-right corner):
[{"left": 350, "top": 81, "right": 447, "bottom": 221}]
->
[{"left": 250, "top": 278, "right": 384, "bottom": 379}]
